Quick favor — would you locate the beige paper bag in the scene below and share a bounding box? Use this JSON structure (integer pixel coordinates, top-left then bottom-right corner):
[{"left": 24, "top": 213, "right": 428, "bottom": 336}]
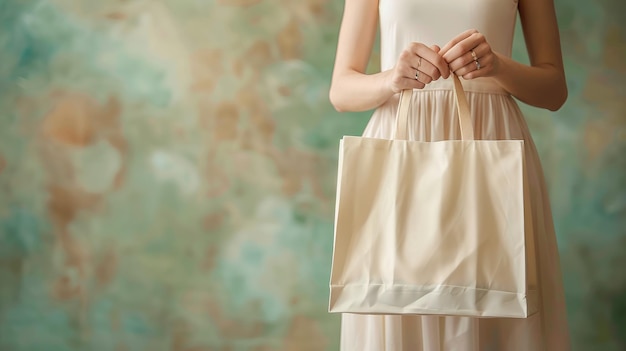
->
[{"left": 328, "top": 75, "right": 538, "bottom": 318}]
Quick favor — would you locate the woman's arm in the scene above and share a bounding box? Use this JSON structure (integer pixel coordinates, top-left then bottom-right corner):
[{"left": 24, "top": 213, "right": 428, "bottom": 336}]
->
[
  {"left": 498, "top": 0, "right": 567, "bottom": 111},
  {"left": 329, "top": 0, "right": 449, "bottom": 112},
  {"left": 441, "top": 0, "right": 567, "bottom": 111}
]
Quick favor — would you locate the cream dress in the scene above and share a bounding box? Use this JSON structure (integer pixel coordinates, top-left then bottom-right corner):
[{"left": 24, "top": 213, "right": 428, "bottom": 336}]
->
[{"left": 339, "top": 0, "right": 570, "bottom": 350}]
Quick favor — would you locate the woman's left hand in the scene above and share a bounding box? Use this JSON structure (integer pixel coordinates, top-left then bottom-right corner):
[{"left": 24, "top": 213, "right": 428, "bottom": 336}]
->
[{"left": 439, "top": 29, "right": 501, "bottom": 79}]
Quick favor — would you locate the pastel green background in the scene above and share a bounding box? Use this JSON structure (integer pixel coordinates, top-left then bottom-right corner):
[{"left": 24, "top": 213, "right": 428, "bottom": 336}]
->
[{"left": 0, "top": 0, "right": 624, "bottom": 350}]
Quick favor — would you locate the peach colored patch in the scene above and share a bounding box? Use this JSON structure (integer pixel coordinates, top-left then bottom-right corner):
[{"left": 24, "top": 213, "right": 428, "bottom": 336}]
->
[
  {"left": 43, "top": 94, "right": 99, "bottom": 147},
  {"left": 277, "top": 19, "right": 301, "bottom": 60},
  {"left": 306, "top": 0, "right": 329, "bottom": 16},
  {"left": 191, "top": 50, "right": 223, "bottom": 93},
  {"left": 206, "top": 300, "right": 265, "bottom": 339},
  {"left": 244, "top": 41, "right": 275, "bottom": 72},
  {"left": 280, "top": 316, "right": 328, "bottom": 351},
  {"left": 217, "top": 0, "right": 262, "bottom": 7},
  {"left": 40, "top": 94, "right": 128, "bottom": 191},
  {"left": 236, "top": 89, "right": 275, "bottom": 142},
  {"left": 46, "top": 184, "right": 102, "bottom": 277},
  {"left": 268, "top": 147, "right": 328, "bottom": 200},
  {"left": 36, "top": 141, "right": 75, "bottom": 188},
  {"left": 201, "top": 245, "right": 219, "bottom": 271},
  {"left": 171, "top": 320, "right": 191, "bottom": 351},
  {"left": 203, "top": 210, "right": 225, "bottom": 231},
  {"left": 232, "top": 59, "right": 245, "bottom": 78},
  {"left": 277, "top": 86, "right": 292, "bottom": 97},
  {"left": 583, "top": 73, "right": 619, "bottom": 103},
  {"left": 604, "top": 26, "right": 626, "bottom": 74},
  {"left": 191, "top": 77, "right": 217, "bottom": 95},
  {"left": 204, "top": 156, "right": 232, "bottom": 198},
  {"left": 96, "top": 248, "right": 118, "bottom": 288},
  {"left": 583, "top": 120, "right": 613, "bottom": 162},
  {"left": 97, "top": 96, "right": 123, "bottom": 131},
  {"left": 170, "top": 321, "right": 218, "bottom": 351},
  {"left": 99, "top": 96, "right": 129, "bottom": 190},
  {"left": 213, "top": 102, "right": 240, "bottom": 141},
  {"left": 47, "top": 184, "right": 101, "bottom": 228},
  {"left": 582, "top": 72, "right": 625, "bottom": 117},
  {"left": 105, "top": 12, "right": 126, "bottom": 20},
  {"left": 250, "top": 110, "right": 275, "bottom": 143},
  {"left": 0, "top": 152, "right": 5, "bottom": 174},
  {"left": 108, "top": 134, "right": 129, "bottom": 190}
]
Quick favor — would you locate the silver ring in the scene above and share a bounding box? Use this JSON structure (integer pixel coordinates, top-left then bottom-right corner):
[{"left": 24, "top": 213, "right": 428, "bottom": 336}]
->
[
  {"left": 415, "top": 69, "right": 420, "bottom": 81},
  {"left": 475, "top": 60, "right": 481, "bottom": 70}
]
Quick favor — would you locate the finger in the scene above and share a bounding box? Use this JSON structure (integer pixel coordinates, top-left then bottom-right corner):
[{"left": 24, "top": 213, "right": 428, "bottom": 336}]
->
[
  {"left": 415, "top": 69, "right": 434, "bottom": 85},
  {"left": 420, "top": 61, "right": 438, "bottom": 83},
  {"left": 398, "top": 53, "right": 435, "bottom": 82},
  {"left": 439, "top": 29, "right": 479, "bottom": 56},
  {"left": 457, "top": 54, "right": 493, "bottom": 79},
  {"left": 408, "top": 43, "right": 450, "bottom": 79},
  {"left": 465, "top": 54, "right": 493, "bottom": 78},
  {"left": 400, "top": 77, "right": 426, "bottom": 90},
  {"left": 390, "top": 74, "right": 425, "bottom": 93},
  {"left": 410, "top": 57, "right": 438, "bottom": 82},
  {"left": 455, "top": 55, "right": 486, "bottom": 77},
  {"left": 442, "top": 32, "right": 485, "bottom": 63},
  {"left": 448, "top": 52, "right": 475, "bottom": 73},
  {"left": 454, "top": 62, "right": 478, "bottom": 77},
  {"left": 463, "top": 63, "right": 486, "bottom": 80},
  {"left": 402, "top": 44, "right": 442, "bottom": 80},
  {"left": 403, "top": 63, "right": 434, "bottom": 85},
  {"left": 448, "top": 42, "right": 490, "bottom": 72},
  {"left": 430, "top": 44, "right": 441, "bottom": 54}
]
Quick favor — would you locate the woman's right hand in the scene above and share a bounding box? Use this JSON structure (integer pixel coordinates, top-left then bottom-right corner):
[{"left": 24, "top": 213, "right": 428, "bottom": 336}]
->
[{"left": 386, "top": 43, "right": 451, "bottom": 94}]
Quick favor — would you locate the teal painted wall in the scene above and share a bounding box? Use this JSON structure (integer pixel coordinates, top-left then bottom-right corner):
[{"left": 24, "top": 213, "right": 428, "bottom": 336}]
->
[{"left": 0, "top": 0, "right": 624, "bottom": 350}]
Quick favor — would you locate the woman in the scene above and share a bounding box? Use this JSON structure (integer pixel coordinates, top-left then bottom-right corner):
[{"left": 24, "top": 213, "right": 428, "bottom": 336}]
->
[{"left": 329, "top": 0, "right": 570, "bottom": 350}]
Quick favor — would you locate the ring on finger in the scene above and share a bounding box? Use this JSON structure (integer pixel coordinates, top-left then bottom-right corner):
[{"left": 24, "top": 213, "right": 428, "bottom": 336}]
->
[
  {"left": 470, "top": 49, "right": 477, "bottom": 61},
  {"left": 475, "top": 59, "right": 481, "bottom": 70},
  {"left": 415, "top": 55, "right": 422, "bottom": 80}
]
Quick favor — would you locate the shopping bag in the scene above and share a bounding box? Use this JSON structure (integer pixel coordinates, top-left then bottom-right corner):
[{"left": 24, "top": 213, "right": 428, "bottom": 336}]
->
[{"left": 328, "top": 75, "right": 537, "bottom": 318}]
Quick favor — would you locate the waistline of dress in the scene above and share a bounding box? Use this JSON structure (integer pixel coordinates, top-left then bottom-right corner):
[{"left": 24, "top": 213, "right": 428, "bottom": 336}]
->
[{"left": 413, "top": 76, "right": 508, "bottom": 95}]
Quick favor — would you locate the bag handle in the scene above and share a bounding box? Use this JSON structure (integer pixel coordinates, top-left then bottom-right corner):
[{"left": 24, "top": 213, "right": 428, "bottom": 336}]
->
[{"left": 393, "top": 74, "right": 474, "bottom": 141}]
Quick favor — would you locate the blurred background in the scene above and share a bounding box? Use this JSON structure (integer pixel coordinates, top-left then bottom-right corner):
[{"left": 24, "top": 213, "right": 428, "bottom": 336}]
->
[{"left": 0, "top": 0, "right": 624, "bottom": 350}]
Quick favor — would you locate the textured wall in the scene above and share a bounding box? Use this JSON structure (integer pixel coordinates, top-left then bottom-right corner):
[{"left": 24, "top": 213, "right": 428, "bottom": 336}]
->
[{"left": 0, "top": 0, "right": 624, "bottom": 350}]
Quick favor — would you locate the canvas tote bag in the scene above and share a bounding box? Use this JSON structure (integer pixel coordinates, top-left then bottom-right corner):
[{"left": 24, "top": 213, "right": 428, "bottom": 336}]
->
[{"left": 328, "top": 75, "right": 538, "bottom": 318}]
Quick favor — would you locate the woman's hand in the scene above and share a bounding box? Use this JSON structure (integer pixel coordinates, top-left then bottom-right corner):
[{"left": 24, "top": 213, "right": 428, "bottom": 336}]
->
[
  {"left": 386, "top": 43, "right": 451, "bottom": 94},
  {"left": 439, "top": 29, "right": 501, "bottom": 80}
]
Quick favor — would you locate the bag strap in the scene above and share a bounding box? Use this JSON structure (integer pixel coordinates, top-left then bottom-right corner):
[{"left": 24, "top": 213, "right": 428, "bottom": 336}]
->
[{"left": 393, "top": 74, "right": 474, "bottom": 141}]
